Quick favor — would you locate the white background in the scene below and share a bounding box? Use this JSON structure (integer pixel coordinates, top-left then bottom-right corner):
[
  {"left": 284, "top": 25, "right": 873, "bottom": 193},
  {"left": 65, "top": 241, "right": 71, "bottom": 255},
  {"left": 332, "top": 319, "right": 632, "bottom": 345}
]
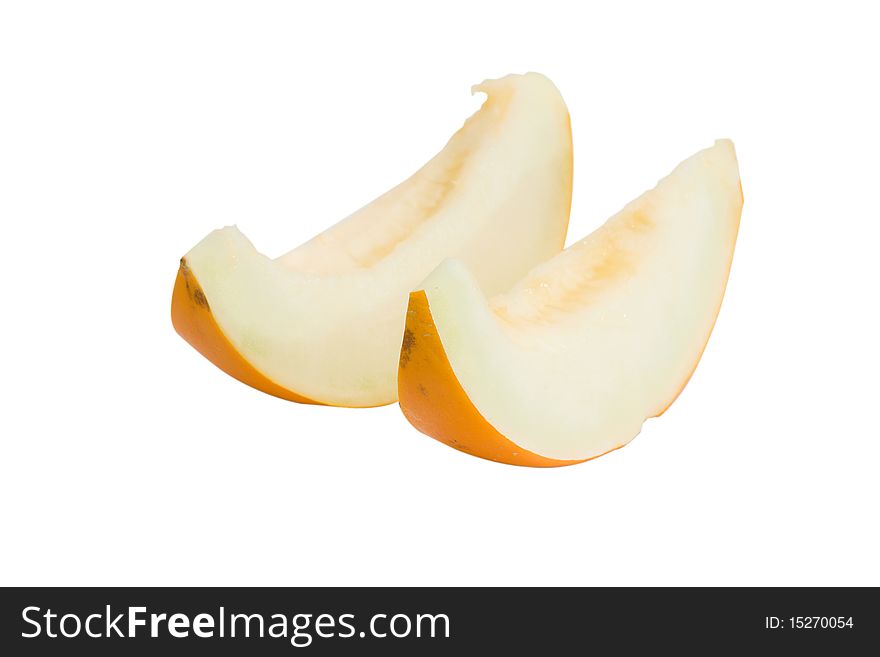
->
[{"left": 1, "top": 1, "right": 878, "bottom": 586}]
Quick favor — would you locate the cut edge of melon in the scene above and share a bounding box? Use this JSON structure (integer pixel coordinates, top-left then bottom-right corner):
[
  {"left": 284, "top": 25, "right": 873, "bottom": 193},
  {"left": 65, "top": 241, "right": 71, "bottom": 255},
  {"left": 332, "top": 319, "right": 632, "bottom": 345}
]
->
[
  {"left": 650, "top": 176, "right": 743, "bottom": 419},
  {"left": 171, "top": 259, "right": 330, "bottom": 406},
  {"left": 398, "top": 290, "right": 627, "bottom": 468}
]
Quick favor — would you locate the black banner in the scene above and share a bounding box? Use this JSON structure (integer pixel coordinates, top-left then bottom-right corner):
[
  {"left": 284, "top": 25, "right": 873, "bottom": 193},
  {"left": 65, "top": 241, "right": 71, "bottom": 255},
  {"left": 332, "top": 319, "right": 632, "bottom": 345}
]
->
[{"left": 1, "top": 587, "right": 876, "bottom": 655}]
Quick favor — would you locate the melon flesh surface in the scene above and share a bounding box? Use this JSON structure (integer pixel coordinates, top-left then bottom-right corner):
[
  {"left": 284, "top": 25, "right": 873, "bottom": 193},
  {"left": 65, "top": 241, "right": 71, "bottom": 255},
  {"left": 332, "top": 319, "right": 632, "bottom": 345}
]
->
[
  {"left": 405, "top": 140, "right": 742, "bottom": 461},
  {"left": 174, "top": 73, "right": 572, "bottom": 407}
]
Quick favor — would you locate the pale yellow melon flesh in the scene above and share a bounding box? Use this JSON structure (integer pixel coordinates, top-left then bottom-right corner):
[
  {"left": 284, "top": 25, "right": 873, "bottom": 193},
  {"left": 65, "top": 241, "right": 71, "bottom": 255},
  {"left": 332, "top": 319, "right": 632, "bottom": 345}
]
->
[
  {"left": 399, "top": 140, "right": 742, "bottom": 464},
  {"left": 172, "top": 73, "right": 572, "bottom": 407}
]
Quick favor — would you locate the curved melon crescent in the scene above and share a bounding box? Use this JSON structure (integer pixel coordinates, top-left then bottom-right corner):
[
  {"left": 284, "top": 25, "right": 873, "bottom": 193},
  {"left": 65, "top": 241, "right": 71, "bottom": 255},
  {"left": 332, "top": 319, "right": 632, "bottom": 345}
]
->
[
  {"left": 399, "top": 140, "right": 743, "bottom": 466},
  {"left": 171, "top": 73, "right": 572, "bottom": 407}
]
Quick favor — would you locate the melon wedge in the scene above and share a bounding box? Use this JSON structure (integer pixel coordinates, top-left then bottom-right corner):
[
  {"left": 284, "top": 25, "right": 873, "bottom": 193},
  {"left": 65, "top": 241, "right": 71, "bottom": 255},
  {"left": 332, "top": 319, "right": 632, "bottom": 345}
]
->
[
  {"left": 398, "top": 140, "right": 742, "bottom": 465},
  {"left": 172, "top": 73, "right": 572, "bottom": 407}
]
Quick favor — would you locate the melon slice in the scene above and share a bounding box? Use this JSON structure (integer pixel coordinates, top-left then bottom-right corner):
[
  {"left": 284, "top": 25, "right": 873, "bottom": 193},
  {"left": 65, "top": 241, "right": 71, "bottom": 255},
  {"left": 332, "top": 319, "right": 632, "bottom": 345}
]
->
[
  {"left": 398, "top": 140, "right": 742, "bottom": 465},
  {"left": 172, "top": 73, "right": 572, "bottom": 407}
]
